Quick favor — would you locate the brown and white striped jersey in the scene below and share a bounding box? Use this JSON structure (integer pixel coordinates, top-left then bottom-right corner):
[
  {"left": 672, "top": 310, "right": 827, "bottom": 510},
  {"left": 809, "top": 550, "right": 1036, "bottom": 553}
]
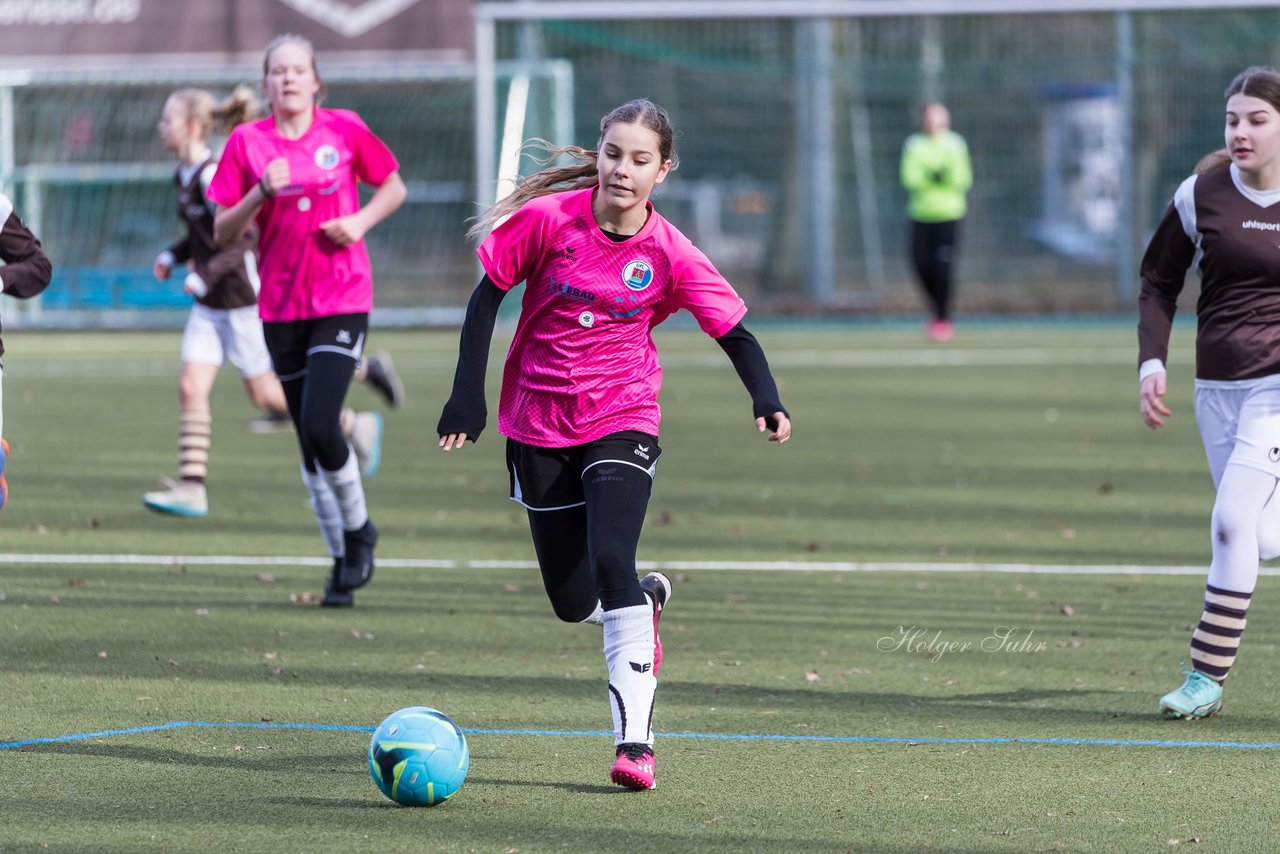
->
[
  {"left": 0, "top": 192, "right": 52, "bottom": 359},
  {"left": 1139, "top": 164, "right": 1280, "bottom": 381}
]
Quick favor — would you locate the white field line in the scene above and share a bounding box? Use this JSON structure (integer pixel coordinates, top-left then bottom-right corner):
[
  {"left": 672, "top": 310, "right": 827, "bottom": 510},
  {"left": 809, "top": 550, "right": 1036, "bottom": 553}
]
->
[
  {"left": 670, "top": 347, "right": 1144, "bottom": 369},
  {"left": 0, "top": 552, "right": 1238, "bottom": 575},
  {"left": 5, "top": 346, "right": 1180, "bottom": 378}
]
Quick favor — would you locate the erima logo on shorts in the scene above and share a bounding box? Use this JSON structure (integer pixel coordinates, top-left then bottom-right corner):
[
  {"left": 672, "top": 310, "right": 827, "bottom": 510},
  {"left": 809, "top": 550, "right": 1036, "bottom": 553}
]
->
[
  {"left": 337, "top": 329, "right": 352, "bottom": 344},
  {"left": 622, "top": 260, "right": 653, "bottom": 291},
  {"left": 634, "top": 444, "right": 650, "bottom": 461},
  {"left": 314, "top": 145, "right": 340, "bottom": 169}
]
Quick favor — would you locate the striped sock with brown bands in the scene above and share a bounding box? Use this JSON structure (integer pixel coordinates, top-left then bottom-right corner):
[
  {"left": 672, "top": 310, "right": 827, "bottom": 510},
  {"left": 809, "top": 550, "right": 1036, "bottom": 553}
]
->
[
  {"left": 178, "top": 410, "right": 212, "bottom": 483},
  {"left": 1190, "top": 583, "right": 1252, "bottom": 682}
]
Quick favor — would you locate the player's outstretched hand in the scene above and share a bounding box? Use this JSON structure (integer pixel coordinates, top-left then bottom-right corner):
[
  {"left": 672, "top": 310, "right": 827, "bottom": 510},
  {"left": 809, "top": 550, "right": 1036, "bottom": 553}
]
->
[
  {"left": 153, "top": 253, "right": 173, "bottom": 281},
  {"left": 1139, "top": 372, "right": 1171, "bottom": 430},
  {"left": 439, "top": 432, "right": 469, "bottom": 452},
  {"left": 757, "top": 412, "right": 791, "bottom": 445}
]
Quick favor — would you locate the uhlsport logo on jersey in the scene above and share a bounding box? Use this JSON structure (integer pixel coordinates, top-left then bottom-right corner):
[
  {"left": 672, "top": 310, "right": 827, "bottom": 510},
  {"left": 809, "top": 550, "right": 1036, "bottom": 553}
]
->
[
  {"left": 314, "top": 145, "right": 340, "bottom": 170},
  {"left": 622, "top": 259, "right": 653, "bottom": 291}
]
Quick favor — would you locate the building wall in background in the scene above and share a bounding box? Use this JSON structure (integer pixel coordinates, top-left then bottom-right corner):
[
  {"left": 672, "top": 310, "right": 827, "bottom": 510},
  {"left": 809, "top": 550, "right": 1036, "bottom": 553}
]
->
[{"left": 0, "top": 0, "right": 471, "bottom": 65}]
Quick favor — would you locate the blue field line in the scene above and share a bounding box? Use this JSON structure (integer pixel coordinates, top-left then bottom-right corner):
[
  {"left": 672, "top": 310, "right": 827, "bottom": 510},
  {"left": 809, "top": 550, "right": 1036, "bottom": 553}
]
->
[{"left": 6, "top": 720, "right": 1280, "bottom": 752}]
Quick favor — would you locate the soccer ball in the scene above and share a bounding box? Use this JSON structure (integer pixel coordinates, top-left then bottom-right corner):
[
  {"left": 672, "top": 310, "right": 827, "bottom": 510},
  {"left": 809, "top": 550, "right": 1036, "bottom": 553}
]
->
[{"left": 368, "top": 706, "right": 470, "bottom": 807}]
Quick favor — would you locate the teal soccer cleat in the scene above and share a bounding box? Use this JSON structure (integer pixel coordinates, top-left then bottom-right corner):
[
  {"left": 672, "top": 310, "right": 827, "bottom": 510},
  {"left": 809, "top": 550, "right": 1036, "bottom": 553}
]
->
[{"left": 1159, "top": 668, "right": 1223, "bottom": 719}]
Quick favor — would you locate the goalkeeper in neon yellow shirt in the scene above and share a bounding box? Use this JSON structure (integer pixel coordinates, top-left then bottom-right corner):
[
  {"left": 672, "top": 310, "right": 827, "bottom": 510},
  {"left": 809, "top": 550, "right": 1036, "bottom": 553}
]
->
[{"left": 900, "top": 101, "right": 972, "bottom": 341}]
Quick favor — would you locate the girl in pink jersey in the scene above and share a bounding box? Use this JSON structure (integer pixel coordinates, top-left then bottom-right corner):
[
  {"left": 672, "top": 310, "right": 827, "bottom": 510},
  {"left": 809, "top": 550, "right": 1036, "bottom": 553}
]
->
[
  {"left": 208, "top": 34, "right": 406, "bottom": 607},
  {"left": 143, "top": 85, "right": 398, "bottom": 520},
  {"left": 437, "top": 99, "right": 792, "bottom": 791},
  {"left": 1140, "top": 66, "right": 1280, "bottom": 720}
]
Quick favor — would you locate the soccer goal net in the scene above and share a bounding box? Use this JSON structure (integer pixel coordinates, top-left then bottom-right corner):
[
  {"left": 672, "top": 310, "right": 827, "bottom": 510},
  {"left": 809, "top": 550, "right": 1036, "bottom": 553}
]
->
[
  {"left": 474, "top": 0, "right": 1280, "bottom": 314},
  {"left": 2, "top": 57, "right": 568, "bottom": 328}
]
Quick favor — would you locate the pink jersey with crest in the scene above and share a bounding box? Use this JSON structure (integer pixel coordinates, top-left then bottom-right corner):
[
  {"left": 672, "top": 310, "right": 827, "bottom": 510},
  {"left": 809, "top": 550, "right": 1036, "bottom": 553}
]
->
[
  {"left": 479, "top": 186, "right": 748, "bottom": 447},
  {"left": 207, "top": 108, "right": 398, "bottom": 322}
]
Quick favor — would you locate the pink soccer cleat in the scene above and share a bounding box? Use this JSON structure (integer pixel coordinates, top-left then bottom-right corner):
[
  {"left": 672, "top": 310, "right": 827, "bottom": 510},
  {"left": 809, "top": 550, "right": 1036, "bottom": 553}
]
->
[{"left": 610, "top": 743, "right": 656, "bottom": 790}]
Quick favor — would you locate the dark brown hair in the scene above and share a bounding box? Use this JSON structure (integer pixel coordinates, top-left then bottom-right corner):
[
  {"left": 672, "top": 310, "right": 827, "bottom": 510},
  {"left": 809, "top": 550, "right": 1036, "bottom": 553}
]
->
[{"left": 1225, "top": 65, "right": 1280, "bottom": 110}]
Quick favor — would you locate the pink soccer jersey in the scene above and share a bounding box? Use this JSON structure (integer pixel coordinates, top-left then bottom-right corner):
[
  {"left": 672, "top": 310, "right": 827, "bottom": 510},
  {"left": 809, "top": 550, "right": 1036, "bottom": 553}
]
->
[
  {"left": 207, "top": 108, "right": 399, "bottom": 322},
  {"left": 479, "top": 186, "right": 748, "bottom": 447}
]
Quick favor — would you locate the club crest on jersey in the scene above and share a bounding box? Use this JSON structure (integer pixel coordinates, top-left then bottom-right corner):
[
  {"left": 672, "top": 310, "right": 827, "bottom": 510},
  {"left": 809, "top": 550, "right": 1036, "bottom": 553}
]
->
[
  {"left": 314, "top": 144, "right": 340, "bottom": 170},
  {"left": 622, "top": 259, "right": 653, "bottom": 291},
  {"left": 578, "top": 311, "right": 595, "bottom": 328}
]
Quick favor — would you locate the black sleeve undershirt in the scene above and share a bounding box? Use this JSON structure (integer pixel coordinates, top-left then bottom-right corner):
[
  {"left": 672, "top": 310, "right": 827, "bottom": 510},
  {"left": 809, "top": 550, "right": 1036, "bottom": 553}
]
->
[
  {"left": 438, "top": 257, "right": 785, "bottom": 438},
  {"left": 715, "top": 321, "right": 787, "bottom": 428},
  {"left": 436, "top": 275, "right": 507, "bottom": 442}
]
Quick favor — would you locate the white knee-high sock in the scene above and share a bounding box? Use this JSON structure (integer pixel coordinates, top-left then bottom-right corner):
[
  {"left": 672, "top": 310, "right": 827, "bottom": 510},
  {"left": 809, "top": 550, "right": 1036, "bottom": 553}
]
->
[
  {"left": 301, "top": 464, "right": 344, "bottom": 558},
  {"left": 1208, "top": 463, "right": 1275, "bottom": 594},
  {"left": 603, "top": 604, "right": 657, "bottom": 747},
  {"left": 319, "top": 447, "right": 369, "bottom": 532}
]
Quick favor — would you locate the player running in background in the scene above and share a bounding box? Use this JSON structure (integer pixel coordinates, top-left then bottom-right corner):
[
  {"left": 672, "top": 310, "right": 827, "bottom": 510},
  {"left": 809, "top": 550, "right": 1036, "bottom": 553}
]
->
[
  {"left": 437, "top": 98, "right": 792, "bottom": 790},
  {"left": 0, "top": 193, "right": 53, "bottom": 511},
  {"left": 143, "top": 85, "right": 402, "bottom": 518},
  {"left": 208, "top": 34, "right": 406, "bottom": 606},
  {"left": 1139, "top": 66, "right": 1280, "bottom": 719}
]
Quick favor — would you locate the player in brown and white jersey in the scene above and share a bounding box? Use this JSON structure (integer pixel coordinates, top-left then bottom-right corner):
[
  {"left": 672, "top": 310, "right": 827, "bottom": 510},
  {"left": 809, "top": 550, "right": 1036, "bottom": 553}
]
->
[
  {"left": 143, "top": 87, "right": 402, "bottom": 519},
  {"left": 0, "top": 191, "right": 54, "bottom": 511},
  {"left": 1138, "top": 66, "right": 1280, "bottom": 720}
]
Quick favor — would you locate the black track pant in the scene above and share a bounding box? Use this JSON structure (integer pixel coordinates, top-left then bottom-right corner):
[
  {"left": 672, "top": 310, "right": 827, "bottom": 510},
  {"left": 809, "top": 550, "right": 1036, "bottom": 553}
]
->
[
  {"left": 910, "top": 218, "right": 961, "bottom": 322},
  {"left": 526, "top": 463, "right": 653, "bottom": 621},
  {"left": 279, "top": 352, "right": 356, "bottom": 473}
]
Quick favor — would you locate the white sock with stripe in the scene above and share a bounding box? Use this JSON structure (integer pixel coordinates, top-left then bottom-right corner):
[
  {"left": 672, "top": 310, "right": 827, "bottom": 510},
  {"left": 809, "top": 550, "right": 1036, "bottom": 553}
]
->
[
  {"left": 301, "top": 464, "right": 343, "bottom": 558},
  {"left": 603, "top": 604, "right": 657, "bottom": 746},
  {"left": 319, "top": 447, "right": 369, "bottom": 532},
  {"left": 579, "top": 602, "right": 604, "bottom": 625}
]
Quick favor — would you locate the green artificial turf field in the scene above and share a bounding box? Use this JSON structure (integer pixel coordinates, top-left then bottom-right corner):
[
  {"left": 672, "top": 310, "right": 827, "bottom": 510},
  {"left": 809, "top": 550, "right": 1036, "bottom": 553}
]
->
[{"left": 5, "top": 323, "right": 1270, "bottom": 852}]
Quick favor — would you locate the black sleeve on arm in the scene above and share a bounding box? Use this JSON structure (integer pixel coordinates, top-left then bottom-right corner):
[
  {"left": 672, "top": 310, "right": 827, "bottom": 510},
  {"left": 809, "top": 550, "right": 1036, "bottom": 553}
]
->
[
  {"left": 167, "top": 237, "right": 192, "bottom": 265},
  {"left": 715, "top": 321, "right": 787, "bottom": 426},
  {"left": 436, "top": 274, "right": 508, "bottom": 442}
]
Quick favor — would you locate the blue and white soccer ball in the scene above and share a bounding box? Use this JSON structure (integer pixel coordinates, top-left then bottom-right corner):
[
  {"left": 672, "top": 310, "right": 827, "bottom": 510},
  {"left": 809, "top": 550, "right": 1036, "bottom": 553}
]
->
[{"left": 368, "top": 706, "right": 470, "bottom": 807}]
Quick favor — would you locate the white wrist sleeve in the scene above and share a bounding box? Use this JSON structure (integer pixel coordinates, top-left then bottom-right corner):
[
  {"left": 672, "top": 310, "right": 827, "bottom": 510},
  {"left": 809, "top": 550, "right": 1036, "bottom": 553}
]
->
[
  {"left": 1139, "top": 358, "right": 1167, "bottom": 383},
  {"left": 184, "top": 271, "right": 208, "bottom": 298}
]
